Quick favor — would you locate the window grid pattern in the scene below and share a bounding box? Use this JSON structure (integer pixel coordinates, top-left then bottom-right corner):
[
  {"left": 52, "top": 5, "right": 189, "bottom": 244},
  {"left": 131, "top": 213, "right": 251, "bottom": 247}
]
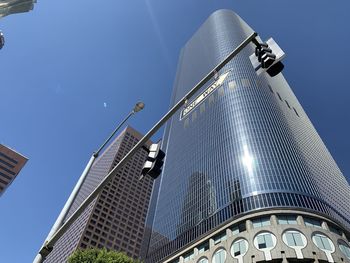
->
[
  {"left": 232, "top": 239, "right": 247, "bottom": 257},
  {"left": 304, "top": 217, "right": 322, "bottom": 228},
  {"left": 212, "top": 249, "right": 226, "bottom": 263},
  {"left": 231, "top": 222, "right": 246, "bottom": 235},
  {"left": 252, "top": 217, "right": 271, "bottom": 228},
  {"left": 147, "top": 9, "right": 350, "bottom": 262},
  {"left": 213, "top": 232, "right": 227, "bottom": 245},
  {"left": 45, "top": 127, "right": 153, "bottom": 262},
  {"left": 256, "top": 233, "right": 274, "bottom": 249},
  {"left": 285, "top": 231, "right": 304, "bottom": 246},
  {"left": 198, "top": 241, "right": 209, "bottom": 254},
  {"left": 197, "top": 258, "right": 208, "bottom": 263},
  {"left": 170, "top": 214, "right": 347, "bottom": 263},
  {"left": 339, "top": 242, "right": 350, "bottom": 259},
  {"left": 313, "top": 234, "right": 333, "bottom": 251},
  {"left": 0, "top": 144, "right": 27, "bottom": 195},
  {"left": 278, "top": 215, "right": 297, "bottom": 225}
]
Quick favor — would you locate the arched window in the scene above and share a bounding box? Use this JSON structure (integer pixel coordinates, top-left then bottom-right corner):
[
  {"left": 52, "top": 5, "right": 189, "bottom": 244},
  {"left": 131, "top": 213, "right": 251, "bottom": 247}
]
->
[
  {"left": 254, "top": 232, "right": 276, "bottom": 249},
  {"left": 312, "top": 233, "right": 335, "bottom": 262},
  {"left": 212, "top": 248, "right": 226, "bottom": 263},
  {"left": 312, "top": 233, "right": 334, "bottom": 251},
  {"left": 197, "top": 257, "right": 209, "bottom": 263},
  {"left": 231, "top": 239, "right": 248, "bottom": 263},
  {"left": 231, "top": 239, "right": 248, "bottom": 258},
  {"left": 253, "top": 232, "right": 277, "bottom": 261},
  {"left": 339, "top": 241, "right": 350, "bottom": 259},
  {"left": 282, "top": 230, "right": 307, "bottom": 259},
  {"left": 283, "top": 230, "right": 306, "bottom": 248}
]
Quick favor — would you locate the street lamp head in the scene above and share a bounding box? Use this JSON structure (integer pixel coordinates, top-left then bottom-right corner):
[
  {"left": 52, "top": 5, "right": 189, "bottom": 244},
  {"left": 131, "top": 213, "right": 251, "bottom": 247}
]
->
[{"left": 133, "top": 101, "right": 145, "bottom": 113}]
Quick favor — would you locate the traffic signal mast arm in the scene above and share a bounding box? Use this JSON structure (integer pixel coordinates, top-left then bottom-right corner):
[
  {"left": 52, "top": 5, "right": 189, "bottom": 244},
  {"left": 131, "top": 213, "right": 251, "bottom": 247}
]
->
[{"left": 33, "top": 32, "right": 259, "bottom": 262}]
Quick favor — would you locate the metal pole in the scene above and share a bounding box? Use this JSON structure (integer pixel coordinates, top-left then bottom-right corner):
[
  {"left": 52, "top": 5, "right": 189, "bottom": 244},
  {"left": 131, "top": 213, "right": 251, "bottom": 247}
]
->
[
  {"left": 34, "top": 109, "right": 139, "bottom": 263},
  {"left": 33, "top": 32, "right": 258, "bottom": 262},
  {"left": 94, "top": 111, "right": 134, "bottom": 157}
]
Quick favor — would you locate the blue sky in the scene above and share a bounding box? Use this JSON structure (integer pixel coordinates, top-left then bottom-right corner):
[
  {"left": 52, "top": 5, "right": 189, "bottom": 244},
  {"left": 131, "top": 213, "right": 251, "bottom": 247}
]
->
[{"left": 0, "top": 1, "right": 349, "bottom": 262}]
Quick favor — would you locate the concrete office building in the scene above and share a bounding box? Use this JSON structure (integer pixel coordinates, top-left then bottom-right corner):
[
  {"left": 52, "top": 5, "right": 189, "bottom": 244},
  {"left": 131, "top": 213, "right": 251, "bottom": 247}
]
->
[
  {"left": 146, "top": 10, "right": 350, "bottom": 263},
  {"left": 44, "top": 126, "right": 154, "bottom": 262},
  {"left": 0, "top": 0, "right": 36, "bottom": 19},
  {"left": 0, "top": 144, "right": 27, "bottom": 195}
]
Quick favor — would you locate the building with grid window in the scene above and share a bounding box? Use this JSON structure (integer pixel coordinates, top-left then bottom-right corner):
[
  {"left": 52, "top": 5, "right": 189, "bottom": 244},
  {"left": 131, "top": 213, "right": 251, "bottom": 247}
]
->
[
  {"left": 44, "top": 126, "right": 154, "bottom": 262},
  {"left": 0, "top": 144, "right": 27, "bottom": 195},
  {"left": 146, "top": 9, "right": 350, "bottom": 263}
]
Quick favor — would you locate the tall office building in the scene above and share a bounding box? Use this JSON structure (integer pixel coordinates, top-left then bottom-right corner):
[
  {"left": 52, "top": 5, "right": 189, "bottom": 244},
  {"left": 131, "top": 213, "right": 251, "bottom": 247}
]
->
[
  {"left": 0, "top": 144, "right": 27, "bottom": 195},
  {"left": 45, "top": 126, "right": 154, "bottom": 262},
  {"left": 0, "top": 0, "right": 36, "bottom": 19},
  {"left": 146, "top": 10, "right": 350, "bottom": 263}
]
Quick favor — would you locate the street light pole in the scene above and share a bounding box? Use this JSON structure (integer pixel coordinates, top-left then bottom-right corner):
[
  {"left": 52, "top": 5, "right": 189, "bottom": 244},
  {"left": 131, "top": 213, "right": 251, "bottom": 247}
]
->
[
  {"left": 33, "top": 32, "right": 258, "bottom": 263},
  {"left": 33, "top": 102, "right": 145, "bottom": 263}
]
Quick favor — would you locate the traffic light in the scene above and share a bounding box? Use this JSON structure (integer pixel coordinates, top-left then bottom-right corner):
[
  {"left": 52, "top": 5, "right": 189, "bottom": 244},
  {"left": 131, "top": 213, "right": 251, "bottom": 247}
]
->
[
  {"left": 256, "top": 43, "right": 275, "bottom": 68},
  {"left": 249, "top": 38, "right": 285, "bottom": 77},
  {"left": 141, "top": 143, "right": 165, "bottom": 180}
]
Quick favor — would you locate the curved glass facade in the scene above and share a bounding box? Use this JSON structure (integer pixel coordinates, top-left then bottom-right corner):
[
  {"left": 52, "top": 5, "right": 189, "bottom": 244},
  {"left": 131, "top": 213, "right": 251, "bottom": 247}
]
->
[{"left": 147, "top": 9, "right": 350, "bottom": 262}]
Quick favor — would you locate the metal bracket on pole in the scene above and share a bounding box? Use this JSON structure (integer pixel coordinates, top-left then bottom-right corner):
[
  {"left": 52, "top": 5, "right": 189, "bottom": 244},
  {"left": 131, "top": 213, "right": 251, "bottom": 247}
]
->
[
  {"left": 33, "top": 32, "right": 258, "bottom": 263},
  {"left": 251, "top": 37, "right": 262, "bottom": 49}
]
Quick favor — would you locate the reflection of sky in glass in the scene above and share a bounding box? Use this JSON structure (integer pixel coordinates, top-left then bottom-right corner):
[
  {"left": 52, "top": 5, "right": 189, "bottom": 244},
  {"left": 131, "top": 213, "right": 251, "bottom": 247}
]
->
[
  {"left": 242, "top": 144, "right": 253, "bottom": 174},
  {"left": 0, "top": 1, "right": 349, "bottom": 263},
  {"left": 147, "top": 8, "right": 350, "bottom": 263},
  {"left": 241, "top": 144, "right": 258, "bottom": 194}
]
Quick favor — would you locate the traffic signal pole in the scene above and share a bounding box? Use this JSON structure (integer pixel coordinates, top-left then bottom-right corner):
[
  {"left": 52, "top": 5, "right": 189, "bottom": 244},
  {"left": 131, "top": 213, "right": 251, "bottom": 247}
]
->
[
  {"left": 33, "top": 31, "right": 258, "bottom": 263},
  {"left": 33, "top": 103, "right": 144, "bottom": 263}
]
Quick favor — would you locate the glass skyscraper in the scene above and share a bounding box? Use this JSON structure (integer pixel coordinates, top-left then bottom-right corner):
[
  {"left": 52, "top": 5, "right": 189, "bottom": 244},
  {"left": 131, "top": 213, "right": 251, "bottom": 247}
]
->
[{"left": 146, "top": 10, "right": 350, "bottom": 263}]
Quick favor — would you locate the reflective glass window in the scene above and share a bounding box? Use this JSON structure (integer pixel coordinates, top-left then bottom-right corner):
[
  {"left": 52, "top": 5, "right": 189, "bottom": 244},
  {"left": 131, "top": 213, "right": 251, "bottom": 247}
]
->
[
  {"left": 254, "top": 232, "right": 277, "bottom": 255},
  {"left": 213, "top": 232, "right": 227, "bottom": 245},
  {"left": 284, "top": 231, "right": 304, "bottom": 246},
  {"left": 212, "top": 248, "right": 226, "bottom": 263},
  {"left": 256, "top": 233, "right": 274, "bottom": 249},
  {"left": 231, "top": 239, "right": 247, "bottom": 257},
  {"left": 252, "top": 217, "right": 270, "bottom": 228},
  {"left": 231, "top": 222, "right": 246, "bottom": 235},
  {"left": 197, "top": 241, "right": 209, "bottom": 254},
  {"left": 198, "top": 258, "right": 209, "bottom": 263},
  {"left": 313, "top": 234, "right": 333, "bottom": 251},
  {"left": 278, "top": 215, "right": 297, "bottom": 225},
  {"left": 328, "top": 225, "right": 342, "bottom": 236},
  {"left": 183, "top": 250, "right": 194, "bottom": 262},
  {"left": 231, "top": 226, "right": 239, "bottom": 235},
  {"left": 304, "top": 217, "right": 322, "bottom": 228},
  {"left": 241, "top": 79, "right": 250, "bottom": 87},
  {"left": 146, "top": 10, "right": 350, "bottom": 262},
  {"left": 228, "top": 80, "right": 236, "bottom": 90},
  {"left": 339, "top": 242, "right": 350, "bottom": 259}
]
